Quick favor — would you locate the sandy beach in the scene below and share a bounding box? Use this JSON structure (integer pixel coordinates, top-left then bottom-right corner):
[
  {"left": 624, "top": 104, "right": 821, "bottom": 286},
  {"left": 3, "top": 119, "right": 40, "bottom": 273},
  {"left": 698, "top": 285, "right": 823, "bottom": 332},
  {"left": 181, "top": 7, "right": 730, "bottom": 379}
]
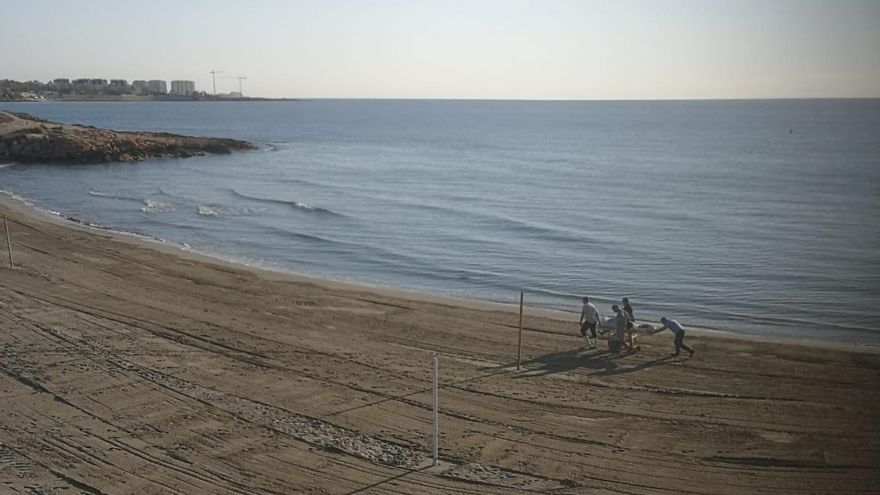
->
[{"left": 1, "top": 194, "right": 878, "bottom": 494}]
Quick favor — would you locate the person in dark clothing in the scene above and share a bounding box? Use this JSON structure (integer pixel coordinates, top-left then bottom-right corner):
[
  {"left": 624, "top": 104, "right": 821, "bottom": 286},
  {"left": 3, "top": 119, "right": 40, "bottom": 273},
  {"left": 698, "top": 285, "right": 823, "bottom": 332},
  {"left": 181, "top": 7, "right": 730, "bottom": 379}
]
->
[
  {"left": 622, "top": 297, "right": 636, "bottom": 348},
  {"left": 622, "top": 297, "right": 635, "bottom": 324}
]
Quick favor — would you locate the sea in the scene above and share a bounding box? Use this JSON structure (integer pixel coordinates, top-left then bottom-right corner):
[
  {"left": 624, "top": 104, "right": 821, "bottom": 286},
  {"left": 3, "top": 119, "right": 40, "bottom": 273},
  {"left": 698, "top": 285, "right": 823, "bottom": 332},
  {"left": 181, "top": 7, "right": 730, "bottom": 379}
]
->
[{"left": 1, "top": 99, "right": 878, "bottom": 344}]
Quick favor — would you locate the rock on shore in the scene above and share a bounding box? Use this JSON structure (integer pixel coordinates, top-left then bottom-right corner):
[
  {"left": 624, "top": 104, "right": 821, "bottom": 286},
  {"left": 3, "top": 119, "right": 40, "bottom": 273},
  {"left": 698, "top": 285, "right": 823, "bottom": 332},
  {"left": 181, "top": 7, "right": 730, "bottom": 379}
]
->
[{"left": 0, "top": 110, "right": 255, "bottom": 164}]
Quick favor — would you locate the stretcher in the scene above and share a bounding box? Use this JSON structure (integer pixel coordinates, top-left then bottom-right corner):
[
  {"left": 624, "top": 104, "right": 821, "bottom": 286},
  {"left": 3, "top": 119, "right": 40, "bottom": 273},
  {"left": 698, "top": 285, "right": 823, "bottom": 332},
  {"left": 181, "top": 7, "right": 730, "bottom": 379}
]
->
[{"left": 596, "top": 317, "right": 659, "bottom": 337}]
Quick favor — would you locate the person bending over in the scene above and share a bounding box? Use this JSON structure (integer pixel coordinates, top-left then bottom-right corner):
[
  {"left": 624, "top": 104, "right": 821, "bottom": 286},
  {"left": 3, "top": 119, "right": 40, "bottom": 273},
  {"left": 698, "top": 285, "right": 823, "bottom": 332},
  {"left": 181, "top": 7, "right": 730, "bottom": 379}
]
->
[{"left": 657, "top": 317, "right": 695, "bottom": 357}]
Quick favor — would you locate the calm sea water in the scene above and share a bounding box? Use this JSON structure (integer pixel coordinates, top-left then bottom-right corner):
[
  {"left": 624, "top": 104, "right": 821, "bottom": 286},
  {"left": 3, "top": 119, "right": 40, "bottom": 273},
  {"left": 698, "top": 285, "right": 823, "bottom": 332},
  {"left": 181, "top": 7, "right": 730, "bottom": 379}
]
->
[{"left": 1, "top": 100, "right": 878, "bottom": 343}]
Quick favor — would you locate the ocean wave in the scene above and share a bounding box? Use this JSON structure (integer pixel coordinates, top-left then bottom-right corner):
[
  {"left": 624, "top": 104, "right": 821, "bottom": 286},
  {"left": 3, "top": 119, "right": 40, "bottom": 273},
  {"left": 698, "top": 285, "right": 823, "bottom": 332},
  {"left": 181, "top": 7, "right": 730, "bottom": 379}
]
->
[
  {"left": 141, "top": 200, "right": 178, "bottom": 214},
  {"left": 89, "top": 190, "right": 144, "bottom": 202},
  {"left": 229, "top": 189, "right": 340, "bottom": 215},
  {"left": 247, "top": 221, "right": 353, "bottom": 247},
  {"left": 59, "top": 214, "right": 110, "bottom": 229},
  {"left": 197, "top": 204, "right": 259, "bottom": 217},
  {"left": 51, "top": 212, "right": 176, "bottom": 245},
  {"left": 156, "top": 187, "right": 195, "bottom": 203},
  {"left": 0, "top": 190, "right": 36, "bottom": 207},
  {"left": 393, "top": 199, "right": 591, "bottom": 245}
]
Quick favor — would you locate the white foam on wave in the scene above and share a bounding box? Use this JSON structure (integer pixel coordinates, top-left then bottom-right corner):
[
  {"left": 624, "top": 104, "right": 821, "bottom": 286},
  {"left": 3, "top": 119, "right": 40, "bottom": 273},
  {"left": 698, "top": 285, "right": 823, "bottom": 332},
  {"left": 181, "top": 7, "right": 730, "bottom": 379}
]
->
[
  {"left": 141, "top": 200, "right": 178, "bottom": 214},
  {"left": 197, "top": 204, "right": 259, "bottom": 217},
  {"left": 89, "top": 190, "right": 143, "bottom": 201},
  {"left": 0, "top": 190, "right": 35, "bottom": 206},
  {"left": 197, "top": 205, "right": 218, "bottom": 217},
  {"left": 228, "top": 188, "right": 339, "bottom": 215}
]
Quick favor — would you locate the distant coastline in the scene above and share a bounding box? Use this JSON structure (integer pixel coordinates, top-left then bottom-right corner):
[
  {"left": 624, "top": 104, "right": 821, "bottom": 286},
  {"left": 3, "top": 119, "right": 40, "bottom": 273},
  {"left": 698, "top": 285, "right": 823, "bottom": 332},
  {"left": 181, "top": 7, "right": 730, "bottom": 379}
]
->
[
  {"left": 49, "top": 95, "right": 300, "bottom": 102},
  {"left": 1, "top": 77, "right": 298, "bottom": 103}
]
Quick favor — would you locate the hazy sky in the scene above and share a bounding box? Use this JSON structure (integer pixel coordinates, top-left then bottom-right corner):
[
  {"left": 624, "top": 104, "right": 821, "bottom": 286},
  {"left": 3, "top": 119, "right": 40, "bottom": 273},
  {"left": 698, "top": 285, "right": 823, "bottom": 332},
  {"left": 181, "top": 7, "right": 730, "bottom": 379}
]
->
[{"left": 1, "top": 0, "right": 878, "bottom": 99}]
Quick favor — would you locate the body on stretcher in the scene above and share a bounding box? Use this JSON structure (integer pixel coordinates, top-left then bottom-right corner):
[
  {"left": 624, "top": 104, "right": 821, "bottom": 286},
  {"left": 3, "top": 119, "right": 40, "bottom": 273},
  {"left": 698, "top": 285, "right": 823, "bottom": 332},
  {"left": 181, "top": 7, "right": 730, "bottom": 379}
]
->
[{"left": 596, "top": 317, "right": 659, "bottom": 340}]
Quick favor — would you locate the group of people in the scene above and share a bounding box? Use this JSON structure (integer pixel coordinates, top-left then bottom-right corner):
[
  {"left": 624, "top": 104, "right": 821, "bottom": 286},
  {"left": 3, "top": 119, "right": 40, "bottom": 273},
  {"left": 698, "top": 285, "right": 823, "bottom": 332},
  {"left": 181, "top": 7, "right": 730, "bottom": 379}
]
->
[{"left": 578, "top": 296, "right": 695, "bottom": 358}]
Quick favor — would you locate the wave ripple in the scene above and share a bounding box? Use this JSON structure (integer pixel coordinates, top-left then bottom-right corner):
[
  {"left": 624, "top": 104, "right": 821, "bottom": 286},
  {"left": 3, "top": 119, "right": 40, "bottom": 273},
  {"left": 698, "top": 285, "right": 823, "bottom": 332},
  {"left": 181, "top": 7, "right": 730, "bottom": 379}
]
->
[{"left": 230, "top": 189, "right": 340, "bottom": 215}]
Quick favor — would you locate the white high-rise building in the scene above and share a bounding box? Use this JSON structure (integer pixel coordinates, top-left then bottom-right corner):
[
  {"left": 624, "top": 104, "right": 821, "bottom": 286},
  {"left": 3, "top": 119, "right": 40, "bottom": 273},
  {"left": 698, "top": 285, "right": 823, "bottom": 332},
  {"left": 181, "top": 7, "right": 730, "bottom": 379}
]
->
[
  {"left": 170, "top": 80, "right": 195, "bottom": 96},
  {"left": 147, "top": 80, "right": 167, "bottom": 94}
]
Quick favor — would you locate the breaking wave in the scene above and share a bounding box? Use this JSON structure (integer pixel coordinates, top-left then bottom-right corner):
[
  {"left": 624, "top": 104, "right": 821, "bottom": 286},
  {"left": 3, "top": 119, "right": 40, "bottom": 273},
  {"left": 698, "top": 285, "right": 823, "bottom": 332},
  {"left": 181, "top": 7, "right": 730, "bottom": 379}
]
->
[
  {"left": 141, "top": 200, "right": 178, "bottom": 214},
  {"left": 89, "top": 190, "right": 144, "bottom": 202},
  {"left": 230, "top": 189, "right": 340, "bottom": 215},
  {"left": 197, "top": 204, "right": 260, "bottom": 217},
  {"left": 156, "top": 187, "right": 192, "bottom": 202}
]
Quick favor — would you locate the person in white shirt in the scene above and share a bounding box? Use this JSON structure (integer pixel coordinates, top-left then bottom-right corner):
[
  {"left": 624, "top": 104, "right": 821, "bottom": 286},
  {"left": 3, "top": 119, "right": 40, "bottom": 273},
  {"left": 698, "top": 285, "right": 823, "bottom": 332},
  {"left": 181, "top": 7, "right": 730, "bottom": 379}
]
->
[
  {"left": 609, "top": 305, "right": 630, "bottom": 356},
  {"left": 579, "top": 296, "right": 599, "bottom": 349},
  {"left": 657, "top": 317, "right": 695, "bottom": 357}
]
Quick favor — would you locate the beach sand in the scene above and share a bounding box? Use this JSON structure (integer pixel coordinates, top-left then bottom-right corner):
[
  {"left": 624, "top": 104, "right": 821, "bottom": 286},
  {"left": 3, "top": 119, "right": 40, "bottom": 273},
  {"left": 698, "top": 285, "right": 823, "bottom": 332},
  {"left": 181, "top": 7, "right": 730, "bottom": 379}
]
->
[{"left": 1, "top": 194, "right": 878, "bottom": 494}]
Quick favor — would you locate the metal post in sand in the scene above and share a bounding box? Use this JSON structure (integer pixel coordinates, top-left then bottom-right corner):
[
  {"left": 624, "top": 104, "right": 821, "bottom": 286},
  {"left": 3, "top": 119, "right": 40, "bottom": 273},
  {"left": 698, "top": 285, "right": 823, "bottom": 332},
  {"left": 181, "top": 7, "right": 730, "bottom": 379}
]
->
[
  {"left": 432, "top": 353, "right": 439, "bottom": 466},
  {"left": 517, "top": 291, "right": 524, "bottom": 370},
  {"left": 4, "top": 216, "right": 12, "bottom": 268}
]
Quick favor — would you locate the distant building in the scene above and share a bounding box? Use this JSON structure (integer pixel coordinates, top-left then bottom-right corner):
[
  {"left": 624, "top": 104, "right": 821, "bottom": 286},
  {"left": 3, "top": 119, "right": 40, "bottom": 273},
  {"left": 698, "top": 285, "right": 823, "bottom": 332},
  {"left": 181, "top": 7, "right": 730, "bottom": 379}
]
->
[
  {"left": 109, "top": 79, "right": 128, "bottom": 87},
  {"left": 147, "top": 80, "right": 167, "bottom": 94},
  {"left": 72, "top": 78, "right": 91, "bottom": 86},
  {"left": 170, "top": 80, "right": 195, "bottom": 96},
  {"left": 90, "top": 79, "right": 107, "bottom": 87},
  {"left": 19, "top": 91, "right": 44, "bottom": 101},
  {"left": 50, "top": 78, "right": 71, "bottom": 90},
  {"left": 217, "top": 91, "right": 243, "bottom": 99},
  {"left": 131, "top": 80, "right": 148, "bottom": 95}
]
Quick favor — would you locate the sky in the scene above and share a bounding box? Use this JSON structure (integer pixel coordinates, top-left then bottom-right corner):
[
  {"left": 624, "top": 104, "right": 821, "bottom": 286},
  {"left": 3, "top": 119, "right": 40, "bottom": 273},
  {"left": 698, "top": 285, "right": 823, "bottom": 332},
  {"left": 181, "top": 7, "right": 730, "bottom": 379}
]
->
[{"left": 1, "top": 0, "right": 878, "bottom": 99}]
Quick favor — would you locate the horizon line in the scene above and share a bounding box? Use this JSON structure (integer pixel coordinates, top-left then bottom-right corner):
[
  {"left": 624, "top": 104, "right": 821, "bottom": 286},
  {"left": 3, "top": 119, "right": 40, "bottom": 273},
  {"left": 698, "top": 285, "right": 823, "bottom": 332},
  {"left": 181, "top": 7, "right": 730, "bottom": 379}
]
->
[
  {"left": 6, "top": 96, "right": 878, "bottom": 103},
  {"left": 293, "top": 96, "right": 880, "bottom": 102}
]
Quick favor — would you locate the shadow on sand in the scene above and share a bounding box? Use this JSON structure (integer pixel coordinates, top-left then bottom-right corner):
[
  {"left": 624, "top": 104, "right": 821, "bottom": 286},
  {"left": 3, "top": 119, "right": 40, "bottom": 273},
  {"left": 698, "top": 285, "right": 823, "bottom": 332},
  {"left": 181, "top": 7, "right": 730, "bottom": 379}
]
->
[{"left": 489, "top": 346, "right": 678, "bottom": 379}]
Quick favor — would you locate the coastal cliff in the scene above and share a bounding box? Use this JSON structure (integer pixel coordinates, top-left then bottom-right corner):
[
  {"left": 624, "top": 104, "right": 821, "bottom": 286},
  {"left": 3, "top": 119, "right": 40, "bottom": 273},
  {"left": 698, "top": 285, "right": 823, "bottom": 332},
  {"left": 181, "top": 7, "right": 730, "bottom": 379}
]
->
[{"left": 0, "top": 110, "right": 254, "bottom": 164}]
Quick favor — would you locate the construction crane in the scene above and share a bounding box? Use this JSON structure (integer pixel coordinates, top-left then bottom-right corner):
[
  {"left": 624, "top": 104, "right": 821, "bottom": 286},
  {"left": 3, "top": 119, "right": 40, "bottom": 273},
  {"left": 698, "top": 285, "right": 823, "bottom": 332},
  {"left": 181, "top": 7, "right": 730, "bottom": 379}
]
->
[
  {"left": 209, "top": 69, "right": 224, "bottom": 96},
  {"left": 234, "top": 75, "right": 247, "bottom": 98}
]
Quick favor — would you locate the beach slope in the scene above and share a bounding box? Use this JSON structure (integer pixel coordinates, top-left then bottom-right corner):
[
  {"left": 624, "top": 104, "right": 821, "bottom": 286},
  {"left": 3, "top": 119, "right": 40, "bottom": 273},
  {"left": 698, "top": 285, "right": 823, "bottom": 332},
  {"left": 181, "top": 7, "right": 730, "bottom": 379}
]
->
[{"left": 0, "top": 196, "right": 878, "bottom": 494}]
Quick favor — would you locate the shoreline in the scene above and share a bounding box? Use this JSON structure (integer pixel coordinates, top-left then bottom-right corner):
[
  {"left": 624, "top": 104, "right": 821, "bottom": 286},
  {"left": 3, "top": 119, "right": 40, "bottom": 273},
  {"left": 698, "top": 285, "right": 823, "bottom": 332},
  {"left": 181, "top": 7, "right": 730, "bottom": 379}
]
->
[
  {"left": 1, "top": 189, "right": 877, "bottom": 493},
  {"left": 1, "top": 191, "right": 875, "bottom": 354}
]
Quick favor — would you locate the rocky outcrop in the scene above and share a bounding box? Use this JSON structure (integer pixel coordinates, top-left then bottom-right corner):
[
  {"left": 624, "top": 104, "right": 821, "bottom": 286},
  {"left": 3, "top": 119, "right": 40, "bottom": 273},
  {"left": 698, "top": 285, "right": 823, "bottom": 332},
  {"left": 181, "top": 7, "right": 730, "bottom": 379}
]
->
[{"left": 0, "top": 110, "right": 255, "bottom": 164}]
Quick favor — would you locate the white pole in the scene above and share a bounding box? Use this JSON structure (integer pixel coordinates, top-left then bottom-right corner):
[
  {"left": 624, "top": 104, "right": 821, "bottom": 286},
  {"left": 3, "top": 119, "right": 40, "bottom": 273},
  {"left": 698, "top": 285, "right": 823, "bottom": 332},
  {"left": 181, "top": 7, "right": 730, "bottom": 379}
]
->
[
  {"left": 432, "top": 353, "right": 439, "bottom": 466},
  {"left": 517, "top": 291, "right": 523, "bottom": 370},
  {"left": 4, "top": 216, "right": 12, "bottom": 268}
]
